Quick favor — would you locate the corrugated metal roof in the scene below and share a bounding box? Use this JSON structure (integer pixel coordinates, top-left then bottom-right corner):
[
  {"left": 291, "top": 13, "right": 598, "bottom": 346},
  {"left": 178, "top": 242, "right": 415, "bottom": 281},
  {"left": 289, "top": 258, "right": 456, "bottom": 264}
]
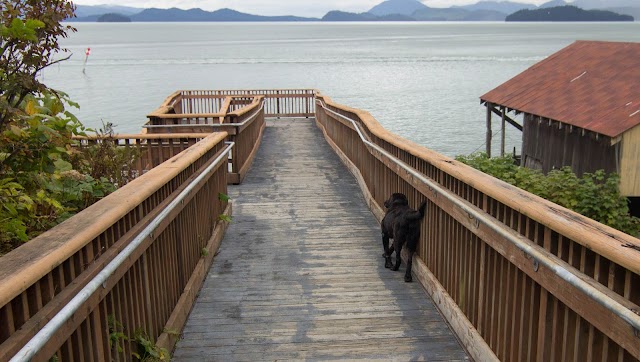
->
[{"left": 480, "top": 40, "right": 640, "bottom": 138}]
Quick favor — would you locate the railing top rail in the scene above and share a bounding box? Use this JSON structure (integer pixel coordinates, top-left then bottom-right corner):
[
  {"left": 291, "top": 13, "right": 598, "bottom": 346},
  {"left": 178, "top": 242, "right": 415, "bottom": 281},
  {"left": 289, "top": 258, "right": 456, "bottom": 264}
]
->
[
  {"left": 143, "top": 100, "right": 265, "bottom": 129},
  {"left": 178, "top": 88, "right": 317, "bottom": 94},
  {"left": 72, "top": 133, "right": 212, "bottom": 140},
  {"left": 147, "top": 112, "right": 227, "bottom": 119},
  {"left": 0, "top": 132, "right": 229, "bottom": 308},
  {"left": 228, "top": 96, "right": 263, "bottom": 117},
  {"left": 148, "top": 90, "right": 182, "bottom": 114},
  {"left": 147, "top": 94, "right": 266, "bottom": 119},
  {"left": 317, "top": 93, "right": 640, "bottom": 275},
  {"left": 317, "top": 98, "right": 640, "bottom": 333}
]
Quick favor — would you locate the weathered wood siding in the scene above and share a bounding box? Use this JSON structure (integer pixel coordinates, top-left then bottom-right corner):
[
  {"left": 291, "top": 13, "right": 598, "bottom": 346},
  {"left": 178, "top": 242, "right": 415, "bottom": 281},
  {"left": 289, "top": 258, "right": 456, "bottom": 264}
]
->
[
  {"left": 620, "top": 124, "right": 640, "bottom": 197},
  {"left": 521, "top": 114, "right": 617, "bottom": 176}
]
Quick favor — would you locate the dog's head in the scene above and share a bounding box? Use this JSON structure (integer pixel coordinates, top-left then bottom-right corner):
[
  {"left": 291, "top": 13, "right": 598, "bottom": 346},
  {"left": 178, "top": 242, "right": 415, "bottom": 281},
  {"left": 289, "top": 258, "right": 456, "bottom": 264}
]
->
[{"left": 384, "top": 193, "right": 408, "bottom": 209}]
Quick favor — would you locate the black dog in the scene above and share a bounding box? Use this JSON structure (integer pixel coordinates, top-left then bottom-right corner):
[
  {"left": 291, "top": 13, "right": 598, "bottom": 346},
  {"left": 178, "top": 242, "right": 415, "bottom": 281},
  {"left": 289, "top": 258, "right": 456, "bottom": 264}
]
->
[{"left": 381, "top": 193, "right": 427, "bottom": 282}]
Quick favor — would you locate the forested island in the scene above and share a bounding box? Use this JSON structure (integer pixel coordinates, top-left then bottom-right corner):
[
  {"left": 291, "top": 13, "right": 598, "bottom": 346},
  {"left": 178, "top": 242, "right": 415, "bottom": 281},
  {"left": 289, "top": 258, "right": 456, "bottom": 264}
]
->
[
  {"left": 507, "top": 5, "right": 634, "bottom": 21},
  {"left": 97, "top": 13, "right": 132, "bottom": 22}
]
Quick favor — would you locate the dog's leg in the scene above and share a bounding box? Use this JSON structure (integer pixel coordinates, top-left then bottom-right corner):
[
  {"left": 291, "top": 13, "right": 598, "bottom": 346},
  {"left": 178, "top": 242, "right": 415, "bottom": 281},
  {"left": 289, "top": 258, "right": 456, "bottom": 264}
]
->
[
  {"left": 382, "top": 232, "right": 390, "bottom": 257},
  {"left": 392, "top": 241, "right": 402, "bottom": 271},
  {"left": 404, "top": 248, "right": 415, "bottom": 282},
  {"left": 382, "top": 233, "right": 393, "bottom": 268}
]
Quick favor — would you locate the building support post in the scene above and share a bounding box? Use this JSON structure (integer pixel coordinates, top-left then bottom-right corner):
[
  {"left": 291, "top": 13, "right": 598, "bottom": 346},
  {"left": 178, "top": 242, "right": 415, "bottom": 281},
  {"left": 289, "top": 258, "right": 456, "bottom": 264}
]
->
[
  {"left": 501, "top": 106, "right": 506, "bottom": 157},
  {"left": 486, "top": 102, "right": 492, "bottom": 157}
]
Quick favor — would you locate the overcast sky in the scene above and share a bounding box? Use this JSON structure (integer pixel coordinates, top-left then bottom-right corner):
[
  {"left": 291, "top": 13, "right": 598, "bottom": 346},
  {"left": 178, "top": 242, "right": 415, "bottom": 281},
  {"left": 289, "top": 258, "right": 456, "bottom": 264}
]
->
[{"left": 72, "top": 0, "right": 554, "bottom": 17}]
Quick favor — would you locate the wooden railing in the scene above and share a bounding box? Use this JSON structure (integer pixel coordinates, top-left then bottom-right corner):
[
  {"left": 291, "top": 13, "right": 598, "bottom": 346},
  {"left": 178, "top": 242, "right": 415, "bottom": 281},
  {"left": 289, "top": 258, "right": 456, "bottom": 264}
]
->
[
  {"left": 149, "top": 89, "right": 316, "bottom": 119},
  {"left": 145, "top": 96, "right": 266, "bottom": 184},
  {"left": 73, "top": 133, "right": 211, "bottom": 182},
  {"left": 4, "top": 89, "right": 639, "bottom": 361},
  {"left": 144, "top": 89, "right": 316, "bottom": 183},
  {"left": 315, "top": 93, "right": 640, "bottom": 362},
  {"left": 0, "top": 132, "right": 232, "bottom": 361}
]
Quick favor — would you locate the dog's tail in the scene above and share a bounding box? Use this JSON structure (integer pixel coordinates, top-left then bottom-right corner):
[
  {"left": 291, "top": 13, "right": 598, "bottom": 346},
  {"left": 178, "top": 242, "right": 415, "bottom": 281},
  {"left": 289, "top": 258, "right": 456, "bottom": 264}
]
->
[{"left": 407, "top": 200, "right": 427, "bottom": 221}]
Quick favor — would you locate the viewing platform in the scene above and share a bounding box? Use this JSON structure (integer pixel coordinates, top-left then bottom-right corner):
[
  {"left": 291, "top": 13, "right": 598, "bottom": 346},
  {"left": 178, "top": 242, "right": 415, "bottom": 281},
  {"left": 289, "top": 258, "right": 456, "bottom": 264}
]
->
[{"left": 1, "top": 90, "right": 639, "bottom": 362}]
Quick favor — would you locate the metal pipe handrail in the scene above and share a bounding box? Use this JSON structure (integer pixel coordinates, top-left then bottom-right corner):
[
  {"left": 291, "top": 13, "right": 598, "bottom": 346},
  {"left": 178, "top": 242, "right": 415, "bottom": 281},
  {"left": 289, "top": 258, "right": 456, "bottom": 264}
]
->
[
  {"left": 317, "top": 99, "right": 640, "bottom": 333},
  {"left": 10, "top": 141, "right": 235, "bottom": 361}
]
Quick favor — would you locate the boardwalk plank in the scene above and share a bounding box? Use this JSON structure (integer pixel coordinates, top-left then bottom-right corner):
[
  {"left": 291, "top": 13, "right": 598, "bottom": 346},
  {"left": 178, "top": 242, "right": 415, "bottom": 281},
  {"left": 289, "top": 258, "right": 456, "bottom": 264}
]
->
[{"left": 172, "top": 119, "right": 469, "bottom": 361}]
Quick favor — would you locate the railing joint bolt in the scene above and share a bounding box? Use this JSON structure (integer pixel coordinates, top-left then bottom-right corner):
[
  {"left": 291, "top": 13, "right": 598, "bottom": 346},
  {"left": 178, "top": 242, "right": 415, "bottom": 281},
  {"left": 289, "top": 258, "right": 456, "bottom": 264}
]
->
[{"left": 466, "top": 212, "right": 480, "bottom": 229}]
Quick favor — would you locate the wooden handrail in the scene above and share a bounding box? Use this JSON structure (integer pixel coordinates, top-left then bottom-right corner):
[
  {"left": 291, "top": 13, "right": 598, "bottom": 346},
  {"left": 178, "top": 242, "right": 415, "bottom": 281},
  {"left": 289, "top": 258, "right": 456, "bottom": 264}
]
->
[
  {"left": 146, "top": 89, "right": 317, "bottom": 119},
  {"left": 315, "top": 92, "right": 640, "bottom": 361},
  {"left": 318, "top": 93, "right": 640, "bottom": 275},
  {"left": 0, "top": 132, "right": 228, "bottom": 308},
  {"left": 319, "top": 96, "right": 640, "bottom": 320},
  {"left": 147, "top": 90, "right": 182, "bottom": 116},
  {"left": 2, "top": 88, "right": 638, "bottom": 361},
  {"left": 0, "top": 131, "right": 232, "bottom": 361},
  {"left": 146, "top": 112, "right": 226, "bottom": 119},
  {"left": 228, "top": 96, "right": 263, "bottom": 117},
  {"left": 73, "top": 133, "right": 211, "bottom": 140},
  {"left": 10, "top": 140, "right": 235, "bottom": 361}
]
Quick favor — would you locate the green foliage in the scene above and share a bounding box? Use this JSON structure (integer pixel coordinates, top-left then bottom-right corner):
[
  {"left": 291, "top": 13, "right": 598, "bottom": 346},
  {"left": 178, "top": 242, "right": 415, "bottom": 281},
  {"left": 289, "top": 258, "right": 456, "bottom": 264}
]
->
[
  {"left": 1, "top": 1, "right": 76, "bottom": 130},
  {"left": 456, "top": 153, "right": 640, "bottom": 237},
  {"left": 0, "top": 2, "right": 94, "bottom": 255},
  {"left": 107, "top": 315, "right": 128, "bottom": 354},
  {"left": 0, "top": 4, "right": 144, "bottom": 256},
  {"left": 74, "top": 122, "right": 141, "bottom": 187},
  {"left": 217, "top": 214, "right": 233, "bottom": 223},
  {"left": 218, "top": 192, "right": 230, "bottom": 202},
  {"left": 108, "top": 316, "right": 170, "bottom": 361},
  {"left": 0, "top": 93, "right": 117, "bottom": 255},
  {"left": 132, "top": 329, "right": 169, "bottom": 361},
  {"left": 1, "top": 92, "right": 85, "bottom": 174}
]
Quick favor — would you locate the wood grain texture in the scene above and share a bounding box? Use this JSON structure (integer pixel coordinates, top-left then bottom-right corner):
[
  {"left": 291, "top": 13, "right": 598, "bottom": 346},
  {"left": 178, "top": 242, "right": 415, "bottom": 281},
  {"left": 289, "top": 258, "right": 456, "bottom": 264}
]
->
[{"left": 172, "top": 119, "right": 469, "bottom": 361}]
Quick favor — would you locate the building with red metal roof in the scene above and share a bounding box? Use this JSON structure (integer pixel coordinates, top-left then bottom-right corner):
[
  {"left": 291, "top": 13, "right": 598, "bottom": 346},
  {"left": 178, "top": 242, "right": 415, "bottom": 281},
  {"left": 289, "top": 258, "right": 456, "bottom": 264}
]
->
[{"left": 480, "top": 40, "right": 640, "bottom": 198}]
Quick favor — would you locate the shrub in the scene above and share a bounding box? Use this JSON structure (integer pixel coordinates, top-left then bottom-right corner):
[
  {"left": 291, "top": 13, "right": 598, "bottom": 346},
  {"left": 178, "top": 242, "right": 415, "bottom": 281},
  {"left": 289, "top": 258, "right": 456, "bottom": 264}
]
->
[
  {"left": 73, "top": 122, "right": 142, "bottom": 187},
  {"left": 0, "top": 2, "right": 140, "bottom": 255},
  {"left": 1, "top": 0, "right": 76, "bottom": 130},
  {"left": 456, "top": 153, "right": 640, "bottom": 237},
  {"left": 0, "top": 92, "right": 118, "bottom": 255}
]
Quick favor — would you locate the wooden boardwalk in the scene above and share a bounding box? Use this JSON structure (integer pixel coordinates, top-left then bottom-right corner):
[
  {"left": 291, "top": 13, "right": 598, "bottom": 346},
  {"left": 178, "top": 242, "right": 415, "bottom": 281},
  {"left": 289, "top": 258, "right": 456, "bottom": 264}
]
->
[{"left": 172, "top": 119, "right": 469, "bottom": 361}]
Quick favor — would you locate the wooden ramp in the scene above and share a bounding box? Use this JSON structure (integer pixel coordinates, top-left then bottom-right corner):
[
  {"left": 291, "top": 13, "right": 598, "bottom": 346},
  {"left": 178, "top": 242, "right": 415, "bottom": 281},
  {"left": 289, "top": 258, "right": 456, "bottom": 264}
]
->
[{"left": 172, "top": 119, "right": 469, "bottom": 361}]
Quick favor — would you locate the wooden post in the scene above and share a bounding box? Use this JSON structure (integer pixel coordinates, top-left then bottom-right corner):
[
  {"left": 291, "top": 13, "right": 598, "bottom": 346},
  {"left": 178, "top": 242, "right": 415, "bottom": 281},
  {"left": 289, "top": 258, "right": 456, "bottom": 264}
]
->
[
  {"left": 501, "top": 107, "right": 506, "bottom": 157},
  {"left": 486, "top": 103, "right": 492, "bottom": 157}
]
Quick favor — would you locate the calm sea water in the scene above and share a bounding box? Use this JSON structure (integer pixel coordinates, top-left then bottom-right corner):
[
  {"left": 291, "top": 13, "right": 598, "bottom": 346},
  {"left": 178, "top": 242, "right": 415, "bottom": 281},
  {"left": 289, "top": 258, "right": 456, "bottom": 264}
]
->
[{"left": 44, "top": 22, "right": 640, "bottom": 157}]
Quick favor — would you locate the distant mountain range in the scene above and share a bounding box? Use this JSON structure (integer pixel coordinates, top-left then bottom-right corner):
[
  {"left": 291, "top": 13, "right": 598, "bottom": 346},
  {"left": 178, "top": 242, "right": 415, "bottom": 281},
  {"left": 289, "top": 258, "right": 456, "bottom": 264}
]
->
[
  {"left": 75, "top": 4, "right": 142, "bottom": 18},
  {"left": 130, "top": 8, "right": 314, "bottom": 22},
  {"left": 72, "top": 0, "right": 638, "bottom": 22},
  {"left": 507, "top": 5, "right": 634, "bottom": 21}
]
